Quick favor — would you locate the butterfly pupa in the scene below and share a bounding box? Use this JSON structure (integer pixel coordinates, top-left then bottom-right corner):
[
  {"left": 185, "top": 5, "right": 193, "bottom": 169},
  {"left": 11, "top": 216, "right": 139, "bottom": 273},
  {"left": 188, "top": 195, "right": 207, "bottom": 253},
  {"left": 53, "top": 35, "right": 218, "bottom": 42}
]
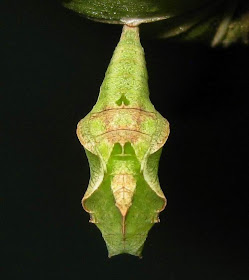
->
[{"left": 77, "top": 25, "right": 170, "bottom": 257}]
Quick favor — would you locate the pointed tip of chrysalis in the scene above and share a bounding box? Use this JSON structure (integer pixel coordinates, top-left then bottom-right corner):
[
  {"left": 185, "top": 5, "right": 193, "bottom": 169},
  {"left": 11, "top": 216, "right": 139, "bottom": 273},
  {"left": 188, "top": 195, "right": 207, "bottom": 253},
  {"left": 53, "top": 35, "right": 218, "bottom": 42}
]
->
[
  {"left": 107, "top": 246, "right": 144, "bottom": 258},
  {"left": 103, "top": 233, "right": 147, "bottom": 258}
]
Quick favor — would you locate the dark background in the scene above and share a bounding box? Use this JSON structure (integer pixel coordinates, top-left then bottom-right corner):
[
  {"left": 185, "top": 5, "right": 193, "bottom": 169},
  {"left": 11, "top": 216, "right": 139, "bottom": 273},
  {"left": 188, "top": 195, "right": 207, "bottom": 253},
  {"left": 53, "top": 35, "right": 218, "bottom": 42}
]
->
[{"left": 2, "top": 1, "right": 249, "bottom": 279}]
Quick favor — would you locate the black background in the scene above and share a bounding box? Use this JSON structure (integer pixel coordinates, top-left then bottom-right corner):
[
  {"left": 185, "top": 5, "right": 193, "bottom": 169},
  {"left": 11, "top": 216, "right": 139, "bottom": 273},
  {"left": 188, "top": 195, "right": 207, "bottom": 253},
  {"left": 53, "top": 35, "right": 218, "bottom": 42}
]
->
[{"left": 2, "top": 1, "right": 249, "bottom": 279}]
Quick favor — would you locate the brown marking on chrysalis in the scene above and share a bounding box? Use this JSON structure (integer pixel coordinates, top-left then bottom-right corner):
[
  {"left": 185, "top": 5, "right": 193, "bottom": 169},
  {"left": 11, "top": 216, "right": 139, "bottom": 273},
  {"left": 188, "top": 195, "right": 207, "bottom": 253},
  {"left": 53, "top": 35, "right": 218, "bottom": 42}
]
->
[{"left": 111, "top": 174, "right": 136, "bottom": 235}]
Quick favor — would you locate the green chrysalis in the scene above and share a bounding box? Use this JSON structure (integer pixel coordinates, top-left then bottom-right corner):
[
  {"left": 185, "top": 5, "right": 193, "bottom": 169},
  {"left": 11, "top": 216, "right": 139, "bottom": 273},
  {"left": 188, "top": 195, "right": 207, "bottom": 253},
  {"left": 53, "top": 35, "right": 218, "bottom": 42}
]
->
[{"left": 77, "top": 25, "right": 170, "bottom": 257}]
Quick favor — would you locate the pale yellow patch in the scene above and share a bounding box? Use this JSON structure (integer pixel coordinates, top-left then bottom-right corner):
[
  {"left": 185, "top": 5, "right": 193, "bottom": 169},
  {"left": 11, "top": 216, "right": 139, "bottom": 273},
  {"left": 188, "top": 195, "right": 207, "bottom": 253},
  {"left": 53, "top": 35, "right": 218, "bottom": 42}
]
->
[{"left": 111, "top": 174, "right": 136, "bottom": 218}]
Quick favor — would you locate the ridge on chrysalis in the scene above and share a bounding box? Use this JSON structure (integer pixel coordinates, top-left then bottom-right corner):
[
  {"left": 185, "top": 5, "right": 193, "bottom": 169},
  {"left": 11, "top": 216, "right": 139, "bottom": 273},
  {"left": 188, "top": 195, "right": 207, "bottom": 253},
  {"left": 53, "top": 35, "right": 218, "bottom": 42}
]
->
[{"left": 77, "top": 25, "right": 170, "bottom": 257}]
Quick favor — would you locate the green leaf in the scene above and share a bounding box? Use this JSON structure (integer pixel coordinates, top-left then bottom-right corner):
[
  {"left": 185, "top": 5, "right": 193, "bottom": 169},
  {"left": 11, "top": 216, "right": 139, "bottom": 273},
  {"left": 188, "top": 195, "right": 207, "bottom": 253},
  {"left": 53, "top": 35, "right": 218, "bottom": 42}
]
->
[
  {"left": 63, "top": 0, "right": 213, "bottom": 24},
  {"left": 142, "top": 0, "right": 249, "bottom": 46},
  {"left": 63, "top": 0, "right": 249, "bottom": 46}
]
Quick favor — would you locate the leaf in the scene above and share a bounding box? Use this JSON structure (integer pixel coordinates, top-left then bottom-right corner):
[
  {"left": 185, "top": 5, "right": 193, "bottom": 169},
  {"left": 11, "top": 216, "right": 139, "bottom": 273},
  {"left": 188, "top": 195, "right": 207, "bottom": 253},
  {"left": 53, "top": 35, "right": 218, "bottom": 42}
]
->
[
  {"left": 142, "top": 0, "right": 249, "bottom": 46},
  {"left": 63, "top": 0, "right": 213, "bottom": 24},
  {"left": 77, "top": 26, "right": 170, "bottom": 256},
  {"left": 62, "top": 0, "right": 249, "bottom": 46}
]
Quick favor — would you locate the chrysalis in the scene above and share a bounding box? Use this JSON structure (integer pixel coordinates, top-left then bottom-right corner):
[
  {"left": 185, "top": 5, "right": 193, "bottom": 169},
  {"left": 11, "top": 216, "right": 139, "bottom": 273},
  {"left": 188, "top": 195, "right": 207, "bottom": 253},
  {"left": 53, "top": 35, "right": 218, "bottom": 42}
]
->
[{"left": 77, "top": 25, "right": 170, "bottom": 257}]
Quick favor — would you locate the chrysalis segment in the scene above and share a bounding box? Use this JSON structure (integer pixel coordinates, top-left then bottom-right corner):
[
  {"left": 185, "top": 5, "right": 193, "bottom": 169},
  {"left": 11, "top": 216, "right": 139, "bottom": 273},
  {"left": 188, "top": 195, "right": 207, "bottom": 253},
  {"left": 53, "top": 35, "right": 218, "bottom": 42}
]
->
[{"left": 77, "top": 25, "right": 170, "bottom": 257}]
